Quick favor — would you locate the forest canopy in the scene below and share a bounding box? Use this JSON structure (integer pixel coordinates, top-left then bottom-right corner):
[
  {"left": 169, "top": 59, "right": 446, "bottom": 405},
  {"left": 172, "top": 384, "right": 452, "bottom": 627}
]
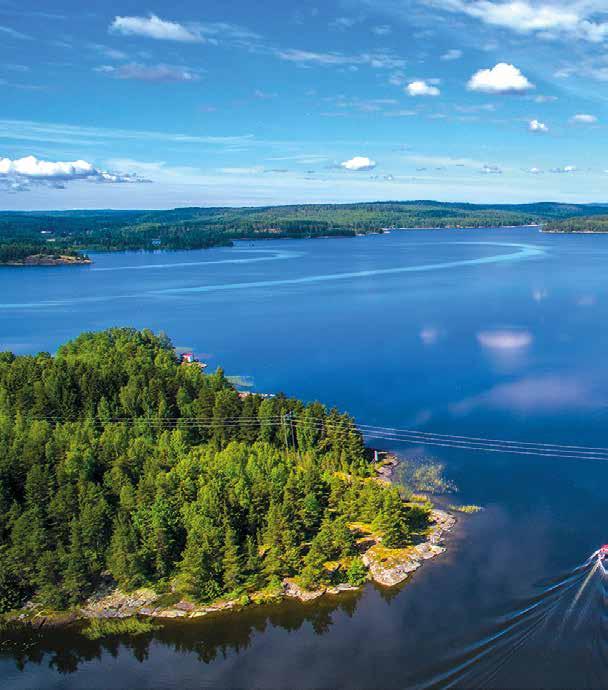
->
[{"left": 0, "top": 328, "right": 424, "bottom": 613}]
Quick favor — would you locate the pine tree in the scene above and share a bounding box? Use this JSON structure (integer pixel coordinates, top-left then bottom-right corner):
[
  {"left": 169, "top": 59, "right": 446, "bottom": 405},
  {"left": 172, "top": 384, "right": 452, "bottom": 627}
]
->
[
  {"left": 374, "top": 488, "right": 409, "bottom": 548},
  {"left": 63, "top": 519, "right": 89, "bottom": 604},
  {"left": 244, "top": 534, "right": 262, "bottom": 586},
  {"left": 178, "top": 517, "right": 222, "bottom": 602},
  {"left": 222, "top": 525, "right": 242, "bottom": 592},
  {"left": 107, "top": 515, "right": 143, "bottom": 590}
]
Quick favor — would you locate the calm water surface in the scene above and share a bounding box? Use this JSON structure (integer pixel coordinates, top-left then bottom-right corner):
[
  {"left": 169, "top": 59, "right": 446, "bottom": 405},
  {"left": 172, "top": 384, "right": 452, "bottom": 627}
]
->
[{"left": 2, "top": 227, "right": 608, "bottom": 688}]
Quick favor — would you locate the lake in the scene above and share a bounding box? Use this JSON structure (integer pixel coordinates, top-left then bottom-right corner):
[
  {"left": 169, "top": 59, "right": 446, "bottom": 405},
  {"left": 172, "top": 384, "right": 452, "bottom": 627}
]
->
[{"left": 2, "top": 226, "right": 608, "bottom": 688}]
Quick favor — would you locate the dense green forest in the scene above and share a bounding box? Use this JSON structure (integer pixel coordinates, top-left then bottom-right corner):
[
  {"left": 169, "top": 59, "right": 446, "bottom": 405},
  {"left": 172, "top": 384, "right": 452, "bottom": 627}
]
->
[
  {"left": 0, "top": 328, "right": 424, "bottom": 614},
  {"left": 3, "top": 200, "right": 608, "bottom": 254},
  {"left": 544, "top": 215, "right": 608, "bottom": 233}
]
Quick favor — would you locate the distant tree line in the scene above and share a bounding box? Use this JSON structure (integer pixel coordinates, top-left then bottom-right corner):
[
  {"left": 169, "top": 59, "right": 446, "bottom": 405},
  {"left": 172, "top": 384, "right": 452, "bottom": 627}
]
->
[
  {"left": 4, "top": 200, "right": 608, "bottom": 254},
  {"left": 544, "top": 215, "right": 608, "bottom": 233}
]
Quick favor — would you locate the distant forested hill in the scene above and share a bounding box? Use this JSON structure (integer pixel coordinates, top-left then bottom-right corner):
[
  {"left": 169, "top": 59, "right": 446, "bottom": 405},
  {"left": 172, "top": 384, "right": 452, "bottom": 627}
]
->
[{"left": 3, "top": 201, "right": 608, "bottom": 253}]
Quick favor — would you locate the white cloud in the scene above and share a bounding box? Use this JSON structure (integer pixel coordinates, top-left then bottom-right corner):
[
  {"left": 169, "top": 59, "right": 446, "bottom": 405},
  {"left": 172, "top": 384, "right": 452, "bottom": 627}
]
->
[
  {"left": 220, "top": 166, "right": 265, "bottom": 175},
  {"left": 528, "top": 167, "right": 543, "bottom": 174},
  {"left": 406, "top": 80, "right": 440, "bottom": 96},
  {"left": 372, "top": 25, "right": 393, "bottom": 35},
  {"left": 110, "top": 14, "right": 201, "bottom": 42},
  {"left": 550, "top": 165, "right": 577, "bottom": 173},
  {"left": 277, "top": 49, "right": 405, "bottom": 69},
  {"left": 441, "top": 48, "right": 463, "bottom": 61},
  {"left": 0, "top": 119, "right": 254, "bottom": 148},
  {"left": 96, "top": 63, "right": 199, "bottom": 82},
  {"left": 329, "top": 16, "right": 360, "bottom": 30},
  {"left": 0, "top": 155, "right": 147, "bottom": 191},
  {"left": 571, "top": 113, "right": 597, "bottom": 124},
  {"left": 428, "top": 0, "right": 608, "bottom": 43},
  {"left": 481, "top": 164, "right": 502, "bottom": 174},
  {"left": 528, "top": 118, "right": 548, "bottom": 132},
  {"left": 340, "top": 156, "right": 377, "bottom": 171},
  {"left": 468, "top": 63, "right": 534, "bottom": 94}
]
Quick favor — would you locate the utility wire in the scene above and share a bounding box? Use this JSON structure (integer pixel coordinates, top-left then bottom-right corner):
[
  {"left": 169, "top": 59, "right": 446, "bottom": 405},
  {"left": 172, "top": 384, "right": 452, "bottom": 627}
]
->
[{"left": 17, "top": 413, "right": 608, "bottom": 462}]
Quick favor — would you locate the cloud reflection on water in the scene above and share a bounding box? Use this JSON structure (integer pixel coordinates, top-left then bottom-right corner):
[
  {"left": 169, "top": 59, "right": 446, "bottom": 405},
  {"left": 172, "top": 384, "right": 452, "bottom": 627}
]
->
[{"left": 451, "top": 375, "right": 600, "bottom": 416}]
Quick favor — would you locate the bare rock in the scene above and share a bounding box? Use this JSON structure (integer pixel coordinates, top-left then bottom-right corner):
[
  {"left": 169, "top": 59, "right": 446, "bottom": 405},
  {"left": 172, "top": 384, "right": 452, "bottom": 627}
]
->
[
  {"left": 153, "top": 608, "right": 188, "bottom": 619},
  {"left": 283, "top": 579, "right": 325, "bottom": 601},
  {"left": 362, "top": 548, "right": 422, "bottom": 587}
]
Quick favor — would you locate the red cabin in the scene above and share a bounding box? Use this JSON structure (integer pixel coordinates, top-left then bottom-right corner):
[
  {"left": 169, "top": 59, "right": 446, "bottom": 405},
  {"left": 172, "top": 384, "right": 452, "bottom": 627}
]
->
[{"left": 181, "top": 352, "right": 194, "bottom": 364}]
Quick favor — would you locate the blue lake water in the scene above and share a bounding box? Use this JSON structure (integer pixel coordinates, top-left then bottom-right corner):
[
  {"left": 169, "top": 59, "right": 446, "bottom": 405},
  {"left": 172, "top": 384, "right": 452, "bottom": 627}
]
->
[{"left": 2, "top": 226, "right": 608, "bottom": 688}]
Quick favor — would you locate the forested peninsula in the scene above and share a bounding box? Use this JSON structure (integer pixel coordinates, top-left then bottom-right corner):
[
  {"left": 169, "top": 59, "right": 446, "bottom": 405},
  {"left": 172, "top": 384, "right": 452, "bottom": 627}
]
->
[
  {"left": 0, "top": 329, "right": 452, "bottom": 629},
  {"left": 3, "top": 200, "right": 608, "bottom": 257}
]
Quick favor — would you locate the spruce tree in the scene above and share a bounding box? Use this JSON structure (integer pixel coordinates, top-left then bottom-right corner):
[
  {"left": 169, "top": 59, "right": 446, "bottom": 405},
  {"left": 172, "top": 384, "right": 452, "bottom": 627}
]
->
[
  {"left": 63, "top": 519, "right": 89, "bottom": 604},
  {"left": 222, "top": 525, "right": 242, "bottom": 592}
]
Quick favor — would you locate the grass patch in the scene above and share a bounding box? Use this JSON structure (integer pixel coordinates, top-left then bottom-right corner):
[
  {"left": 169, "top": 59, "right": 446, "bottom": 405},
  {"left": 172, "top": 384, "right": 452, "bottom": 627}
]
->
[
  {"left": 152, "top": 592, "right": 181, "bottom": 609},
  {"left": 449, "top": 504, "right": 484, "bottom": 514},
  {"left": 82, "top": 617, "right": 159, "bottom": 640}
]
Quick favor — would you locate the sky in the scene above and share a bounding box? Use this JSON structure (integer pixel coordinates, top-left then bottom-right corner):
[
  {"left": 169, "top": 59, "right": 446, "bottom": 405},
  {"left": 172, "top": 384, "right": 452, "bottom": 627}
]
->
[{"left": 2, "top": 0, "right": 608, "bottom": 209}]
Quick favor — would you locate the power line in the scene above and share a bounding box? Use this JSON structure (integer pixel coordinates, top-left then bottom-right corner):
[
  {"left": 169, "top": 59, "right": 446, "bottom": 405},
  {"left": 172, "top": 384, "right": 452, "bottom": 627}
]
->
[{"left": 17, "top": 412, "right": 608, "bottom": 462}]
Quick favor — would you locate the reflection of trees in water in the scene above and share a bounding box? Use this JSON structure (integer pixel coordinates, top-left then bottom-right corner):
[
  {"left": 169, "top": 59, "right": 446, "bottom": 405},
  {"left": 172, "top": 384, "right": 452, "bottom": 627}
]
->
[{"left": 1, "top": 590, "right": 364, "bottom": 675}]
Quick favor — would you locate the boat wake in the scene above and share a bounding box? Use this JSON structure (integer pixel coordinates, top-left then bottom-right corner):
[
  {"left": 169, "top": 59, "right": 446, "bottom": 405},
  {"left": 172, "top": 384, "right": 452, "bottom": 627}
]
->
[{"left": 418, "top": 550, "right": 608, "bottom": 689}]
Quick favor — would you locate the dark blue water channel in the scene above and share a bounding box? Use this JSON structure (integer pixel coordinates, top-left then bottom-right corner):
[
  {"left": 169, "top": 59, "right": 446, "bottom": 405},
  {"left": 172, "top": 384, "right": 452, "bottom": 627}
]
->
[{"left": 2, "top": 227, "right": 608, "bottom": 688}]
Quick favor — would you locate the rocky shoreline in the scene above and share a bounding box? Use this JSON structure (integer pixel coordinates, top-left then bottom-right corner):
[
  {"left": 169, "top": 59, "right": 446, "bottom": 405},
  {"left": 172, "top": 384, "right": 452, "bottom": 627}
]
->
[{"left": 4, "top": 453, "right": 456, "bottom": 629}]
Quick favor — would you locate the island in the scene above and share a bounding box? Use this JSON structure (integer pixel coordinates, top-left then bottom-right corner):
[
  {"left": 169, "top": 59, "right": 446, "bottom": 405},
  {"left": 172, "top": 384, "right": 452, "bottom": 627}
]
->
[
  {"left": 0, "top": 328, "right": 454, "bottom": 635},
  {"left": 0, "top": 244, "right": 91, "bottom": 267},
  {"left": 4, "top": 200, "right": 608, "bottom": 258}
]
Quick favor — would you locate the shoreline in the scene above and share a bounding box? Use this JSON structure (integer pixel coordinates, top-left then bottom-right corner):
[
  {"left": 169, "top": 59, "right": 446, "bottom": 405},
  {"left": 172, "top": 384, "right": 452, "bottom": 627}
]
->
[
  {"left": 0, "top": 223, "right": 542, "bottom": 268},
  {"left": 0, "top": 254, "right": 92, "bottom": 267},
  {"left": 2, "top": 452, "right": 457, "bottom": 630}
]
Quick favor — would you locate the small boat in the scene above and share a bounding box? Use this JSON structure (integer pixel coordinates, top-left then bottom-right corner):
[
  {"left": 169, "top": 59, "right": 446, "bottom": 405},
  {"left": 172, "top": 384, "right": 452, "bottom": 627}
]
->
[{"left": 599, "top": 545, "right": 608, "bottom": 559}]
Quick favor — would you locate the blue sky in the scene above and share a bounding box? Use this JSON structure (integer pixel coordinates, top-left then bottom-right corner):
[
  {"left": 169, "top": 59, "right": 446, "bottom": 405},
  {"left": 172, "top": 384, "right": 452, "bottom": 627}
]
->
[{"left": 2, "top": 0, "right": 608, "bottom": 208}]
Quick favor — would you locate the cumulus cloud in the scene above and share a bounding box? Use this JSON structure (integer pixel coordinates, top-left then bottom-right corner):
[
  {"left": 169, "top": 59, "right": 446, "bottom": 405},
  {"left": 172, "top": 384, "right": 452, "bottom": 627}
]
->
[
  {"left": 428, "top": 0, "right": 608, "bottom": 43},
  {"left": 528, "top": 118, "right": 549, "bottom": 132},
  {"left": 110, "top": 14, "right": 201, "bottom": 42},
  {"left": 0, "top": 155, "right": 148, "bottom": 191},
  {"left": 571, "top": 113, "right": 597, "bottom": 124},
  {"left": 467, "top": 63, "right": 534, "bottom": 94},
  {"left": 441, "top": 48, "right": 463, "bottom": 61},
  {"left": 96, "top": 63, "right": 199, "bottom": 82},
  {"left": 528, "top": 167, "right": 543, "bottom": 174},
  {"left": 340, "top": 156, "right": 377, "bottom": 171},
  {"left": 406, "top": 80, "right": 440, "bottom": 96},
  {"left": 550, "top": 165, "right": 577, "bottom": 173}
]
